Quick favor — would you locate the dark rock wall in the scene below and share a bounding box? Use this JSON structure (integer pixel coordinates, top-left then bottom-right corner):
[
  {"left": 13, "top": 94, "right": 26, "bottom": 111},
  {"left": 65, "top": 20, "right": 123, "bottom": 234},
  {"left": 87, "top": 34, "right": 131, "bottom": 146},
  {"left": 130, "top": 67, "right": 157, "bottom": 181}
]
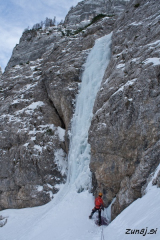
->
[
  {"left": 0, "top": 59, "right": 66, "bottom": 209},
  {"left": 0, "top": 11, "right": 116, "bottom": 210},
  {"left": 89, "top": 0, "right": 160, "bottom": 219},
  {"left": 5, "top": 27, "right": 61, "bottom": 71},
  {"left": 64, "top": 0, "right": 129, "bottom": 27}
]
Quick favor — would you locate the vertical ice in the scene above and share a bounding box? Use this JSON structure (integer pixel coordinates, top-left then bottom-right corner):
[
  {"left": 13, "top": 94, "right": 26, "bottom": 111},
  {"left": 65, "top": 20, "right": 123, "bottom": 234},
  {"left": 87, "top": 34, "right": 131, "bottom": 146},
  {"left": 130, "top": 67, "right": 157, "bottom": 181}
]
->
[{"left": 67, "top": 33, "right": 112, "bottom": 192}]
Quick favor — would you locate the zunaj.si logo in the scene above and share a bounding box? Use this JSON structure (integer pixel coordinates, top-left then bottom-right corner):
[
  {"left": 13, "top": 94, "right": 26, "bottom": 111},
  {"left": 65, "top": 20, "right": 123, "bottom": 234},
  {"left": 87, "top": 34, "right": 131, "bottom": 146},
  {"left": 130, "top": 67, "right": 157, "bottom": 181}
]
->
[{"left": 125, "top": 227, "right": 158, "bottom": 236}]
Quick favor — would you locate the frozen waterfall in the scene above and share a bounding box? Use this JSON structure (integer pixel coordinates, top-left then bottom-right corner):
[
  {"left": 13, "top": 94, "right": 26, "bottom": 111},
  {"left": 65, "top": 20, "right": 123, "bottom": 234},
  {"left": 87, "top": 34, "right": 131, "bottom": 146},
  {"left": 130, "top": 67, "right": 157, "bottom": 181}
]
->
[{"left": 67, "top": 33, "right": 112, "bottom": 192}]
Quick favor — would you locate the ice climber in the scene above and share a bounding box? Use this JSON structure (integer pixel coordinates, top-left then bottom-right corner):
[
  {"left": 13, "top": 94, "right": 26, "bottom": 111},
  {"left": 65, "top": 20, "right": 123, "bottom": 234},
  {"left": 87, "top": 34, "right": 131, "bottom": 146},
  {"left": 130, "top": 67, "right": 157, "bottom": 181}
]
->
[{"left": 89, "top": 192, "right": 104, "bottom": 226}]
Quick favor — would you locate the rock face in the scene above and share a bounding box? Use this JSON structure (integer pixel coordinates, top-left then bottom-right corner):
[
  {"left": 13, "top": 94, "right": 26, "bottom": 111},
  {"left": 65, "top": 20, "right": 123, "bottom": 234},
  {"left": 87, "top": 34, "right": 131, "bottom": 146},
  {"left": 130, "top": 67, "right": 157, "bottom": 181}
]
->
[
  {"left": 0, "top": 67, "right": 2, "bottom": 78},
  {"left": 6, "top": 27, "right": 62, "bottom": 71},
  {"left": 89, "top": 0, "right": 160, "bottom": 219},
  {"left": 64, "top": 0, "right": 129, "bottom": 28},
  {"left": 1, "top": 0, "right": 159, "bottom": 221},
  {"left": 0, "top": 0, "right": 119, "bottom": 210},
  {"left": 0, "top": 59, "right": 67, "bottom": 209}
]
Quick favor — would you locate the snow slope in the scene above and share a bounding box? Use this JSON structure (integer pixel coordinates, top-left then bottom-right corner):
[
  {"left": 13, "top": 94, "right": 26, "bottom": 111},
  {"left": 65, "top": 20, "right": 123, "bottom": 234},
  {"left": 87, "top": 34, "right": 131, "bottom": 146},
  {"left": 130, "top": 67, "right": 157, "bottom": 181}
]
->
[
  {"left": 104, "top": 185, "right": 160, "bottom": 240},
  {"left": 1, "top": 173, "right": 160, "bottom": 240},
  {"left": 0, "top": 188, "right": 97, "bottom": 240}
]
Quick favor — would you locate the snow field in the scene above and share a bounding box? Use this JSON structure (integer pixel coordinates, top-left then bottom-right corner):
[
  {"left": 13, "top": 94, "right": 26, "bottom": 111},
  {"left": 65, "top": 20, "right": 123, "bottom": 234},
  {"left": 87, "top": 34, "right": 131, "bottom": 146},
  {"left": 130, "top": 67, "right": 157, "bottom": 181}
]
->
[
  {"left": 104, "top": 186, "right": 160, "bottom": 240},
  {"left": 1, "top": 183, "right": 160, "bottom": 240},
  {"left": 0, "top": 190, "right": 101, "bottom": 240}
]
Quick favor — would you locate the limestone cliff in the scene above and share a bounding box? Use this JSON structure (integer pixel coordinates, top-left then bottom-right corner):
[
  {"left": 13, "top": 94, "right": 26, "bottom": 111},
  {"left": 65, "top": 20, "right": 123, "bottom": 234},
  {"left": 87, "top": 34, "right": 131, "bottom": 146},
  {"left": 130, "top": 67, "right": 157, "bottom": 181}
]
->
[
  {"left": 0, "top": 0, "right": 118, "bottom": 210},
  {"left": 0, "top": 67, "right": 2, "bottom": 78},
  {"left": 89, "top": 0, "right": 160, "bottom": 219},
  {"left": 0, "top": 0, "right": 159, "bottom": 221},
  {"left": 64, "top": 0, "right": 129, "bottom": 29}
]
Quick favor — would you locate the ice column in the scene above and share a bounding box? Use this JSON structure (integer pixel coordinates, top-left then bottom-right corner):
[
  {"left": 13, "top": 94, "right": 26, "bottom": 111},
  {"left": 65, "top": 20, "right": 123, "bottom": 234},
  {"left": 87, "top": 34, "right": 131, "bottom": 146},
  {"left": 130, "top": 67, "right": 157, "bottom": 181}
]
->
[{"left": 67, "top": 33, "right": 112, "bottom": 192}]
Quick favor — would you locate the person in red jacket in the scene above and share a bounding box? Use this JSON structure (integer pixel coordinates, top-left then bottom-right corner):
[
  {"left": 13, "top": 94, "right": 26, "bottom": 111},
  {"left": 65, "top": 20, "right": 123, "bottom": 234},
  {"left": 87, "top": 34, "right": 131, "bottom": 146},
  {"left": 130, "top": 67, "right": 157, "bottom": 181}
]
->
[{"left": 89, "top": 192, "right": 104, "bottom": 226}]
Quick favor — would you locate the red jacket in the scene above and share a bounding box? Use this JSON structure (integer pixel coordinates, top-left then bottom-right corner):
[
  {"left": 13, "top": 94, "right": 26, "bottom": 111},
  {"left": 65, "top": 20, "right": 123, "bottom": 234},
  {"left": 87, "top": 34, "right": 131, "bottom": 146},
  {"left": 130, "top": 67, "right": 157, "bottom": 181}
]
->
[{"left": 95, "top": 196, "right": 104, "bottom": 209}]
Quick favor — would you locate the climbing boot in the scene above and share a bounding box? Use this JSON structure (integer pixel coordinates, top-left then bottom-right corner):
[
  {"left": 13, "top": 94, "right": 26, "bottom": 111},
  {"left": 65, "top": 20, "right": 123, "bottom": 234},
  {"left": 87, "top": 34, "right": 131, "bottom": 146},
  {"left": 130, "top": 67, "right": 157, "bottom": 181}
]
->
[
  {"left": 89, "top": 212, "right": 93, "bottom": 219},
  {"left": 98, "top": 221, "right": 101, "bottom": 226}
]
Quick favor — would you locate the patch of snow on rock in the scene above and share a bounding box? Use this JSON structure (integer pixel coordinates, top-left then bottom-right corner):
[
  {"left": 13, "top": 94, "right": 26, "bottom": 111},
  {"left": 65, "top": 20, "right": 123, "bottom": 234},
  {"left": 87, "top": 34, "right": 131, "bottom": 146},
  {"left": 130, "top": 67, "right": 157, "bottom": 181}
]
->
[
  {"left": 54, "top": 149, "right": 67, "bottom": 176},
  {"left": 144, "top": 58, "right": 160, "bottom": 66}
]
